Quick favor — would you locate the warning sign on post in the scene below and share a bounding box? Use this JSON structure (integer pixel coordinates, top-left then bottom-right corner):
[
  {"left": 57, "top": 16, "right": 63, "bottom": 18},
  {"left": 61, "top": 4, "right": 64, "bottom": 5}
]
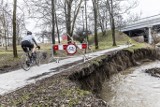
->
[
  {"left": 53, "top": 43, "right": 87, "bottom": 55},
  {"left": 52, "top": 43, "right": 88, "bottom": 63},
  {"left": 66, "top": 44, "right": 77, "bottom": 55}
]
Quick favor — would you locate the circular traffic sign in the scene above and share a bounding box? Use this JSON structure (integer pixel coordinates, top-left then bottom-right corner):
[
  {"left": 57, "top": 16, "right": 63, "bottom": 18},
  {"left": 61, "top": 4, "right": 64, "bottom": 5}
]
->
[{"left": 66, "top": 44, "right": 77, "bottom": 55}]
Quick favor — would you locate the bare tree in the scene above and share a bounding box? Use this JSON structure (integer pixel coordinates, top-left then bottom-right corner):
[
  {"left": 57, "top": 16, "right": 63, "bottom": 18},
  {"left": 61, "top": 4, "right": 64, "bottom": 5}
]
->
[
  {"left": 1, "top": 12, "right": 7, "bottom": 50},
  {"left": 121, "top": 13, "right": 141, "bottom": 28},
  {"left": 0, "top": 2, "right": 12, "bottom": 50},
  {"left": 85, "top": 0, "right": 89, "bottom": 42},
  {"left": 51, "top": 0, "right": 55, "bottom": 46},
  {"left": 26, "top": 0, "right": 82, "bottom": 44},
  {"left": 16, "top": 15, "right": 26, "bottom": 45},
  {"left": 55, "top": 10, "right": 60, "bottom": 43},
  {"left": 104, "top": 0, "right": 138, "bottom": 46},
  {"left": 107, "top": 0, "right": 116, "bottom": 46},
  {"left": 97, "top": 0, "right": 109, "bottom": 36},
  {"left": 13, "top": 0, "right": 18, "bottom": 58},
  {"left": 64, "top": 0, "right": 83, "bottom": 43},
  {"left": 92, "top": 0, "right": 99, "bottom": 49}
]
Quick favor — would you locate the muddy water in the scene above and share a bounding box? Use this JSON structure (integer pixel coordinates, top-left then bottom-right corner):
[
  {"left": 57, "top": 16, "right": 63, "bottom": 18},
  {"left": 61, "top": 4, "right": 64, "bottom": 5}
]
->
[{"left": 101, "top": 61, "right": 160, "bottom": 107}]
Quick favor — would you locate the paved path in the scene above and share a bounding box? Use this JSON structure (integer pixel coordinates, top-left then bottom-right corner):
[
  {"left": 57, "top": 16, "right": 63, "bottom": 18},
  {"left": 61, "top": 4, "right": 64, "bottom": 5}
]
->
[{"left": 0, "top": 45, "right": 131, "bottom": 95}]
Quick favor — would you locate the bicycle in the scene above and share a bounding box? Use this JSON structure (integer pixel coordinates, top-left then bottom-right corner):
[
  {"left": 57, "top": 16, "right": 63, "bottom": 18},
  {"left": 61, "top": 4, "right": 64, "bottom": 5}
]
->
[{"left": 20, "top": 47, "right": 40, "bottom": 71}]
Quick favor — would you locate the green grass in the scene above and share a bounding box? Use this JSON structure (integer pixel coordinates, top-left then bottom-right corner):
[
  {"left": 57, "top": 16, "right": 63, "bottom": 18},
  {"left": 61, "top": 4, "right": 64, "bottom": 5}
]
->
[
  {"left": 88, "top": 30, "right": 147, "bottom": 51},
  {"left": 125, "top": 42, "right": 147, "bottom": 52},
  {"left": 0, "top": 43, "right": 52, "bottom": 69}
]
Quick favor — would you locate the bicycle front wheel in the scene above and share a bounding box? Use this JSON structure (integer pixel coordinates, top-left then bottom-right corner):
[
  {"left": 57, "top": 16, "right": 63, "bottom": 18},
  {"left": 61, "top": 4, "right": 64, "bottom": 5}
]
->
[
  {"left": 20, "top": 53, "right": 31, "bottom": 71},
  {"left": 35, "top": 52, "right": 40, "bottom": 66}
]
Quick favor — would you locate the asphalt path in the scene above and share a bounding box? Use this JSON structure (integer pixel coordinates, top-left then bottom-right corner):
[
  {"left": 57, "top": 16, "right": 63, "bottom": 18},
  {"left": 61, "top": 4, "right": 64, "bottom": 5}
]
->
[{"left": 0, "top": 45, "right": 131, "bottom": 95}]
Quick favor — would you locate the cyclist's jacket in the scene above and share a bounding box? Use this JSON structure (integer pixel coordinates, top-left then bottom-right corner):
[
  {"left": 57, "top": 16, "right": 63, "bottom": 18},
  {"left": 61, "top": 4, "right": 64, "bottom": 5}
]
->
[{"left": 21, "top": 34, "right": 36, "bottom": 44}]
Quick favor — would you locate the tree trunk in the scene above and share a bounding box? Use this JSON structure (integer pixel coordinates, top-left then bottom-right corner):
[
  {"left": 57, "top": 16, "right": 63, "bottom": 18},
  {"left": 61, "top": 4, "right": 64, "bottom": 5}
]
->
[
  {"left": 54, "top": 0, "right": 60, "bottom": 44},
  {"left": 110, "top": 0, "right": 116, "bottom": 46},
  {"left": 107, "top": 0, "right": 116, "bottom": 46},
  {"left": 51, "top": 0, "right": 56, "bottom": 54},
  {"left": 65, "top": 0, "right": 82, "bottom": 44},
  {"left": 111, "top": 16, "right": 116, "bottom": 46},
  {"left": 99, "top": 19, "right": 106, "bottom": 36},
  {"left": 12, "top": 0, "right": 18, "bottom": 58},
  {"left": 85, "top": 0, "right": 89, "bottom": 43},
  {"left": 70, "top": 0, "right": 82, "bottom": 37},
  {"left": 4, "top": 29, "right": 7, "bottom": 50},
  {"left": 92, "top": 0, "right": 99, "bottom": 49},
  {"left": 55, "top": 11, "right": 60, "bottom": 44},
  {"left": 2, "top": 13, "right": 8, "bottom": 50},
  {"left": 66, "top": 1, "right": 72, "bottom": 43},
  {"left": 51, "top": 0, "right": 55, "bottom": 45}
]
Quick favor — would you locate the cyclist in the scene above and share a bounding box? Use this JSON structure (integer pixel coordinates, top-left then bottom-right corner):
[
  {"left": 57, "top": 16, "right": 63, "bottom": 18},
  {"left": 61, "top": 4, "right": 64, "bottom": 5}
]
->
[{"left": 21, "top": 31, "right": 40, "bottom": 57}]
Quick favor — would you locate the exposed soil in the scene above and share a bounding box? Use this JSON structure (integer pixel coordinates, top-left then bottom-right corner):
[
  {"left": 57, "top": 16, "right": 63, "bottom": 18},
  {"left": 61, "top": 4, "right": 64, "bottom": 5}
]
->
[{"left": 69, "top": 48, "right": 158, "bottom": 93}]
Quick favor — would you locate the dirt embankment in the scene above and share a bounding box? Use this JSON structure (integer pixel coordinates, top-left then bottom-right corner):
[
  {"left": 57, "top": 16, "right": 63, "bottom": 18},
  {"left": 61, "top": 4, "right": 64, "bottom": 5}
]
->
[{"left": 69, "top": 48, "right": 159, "bottom": 93}]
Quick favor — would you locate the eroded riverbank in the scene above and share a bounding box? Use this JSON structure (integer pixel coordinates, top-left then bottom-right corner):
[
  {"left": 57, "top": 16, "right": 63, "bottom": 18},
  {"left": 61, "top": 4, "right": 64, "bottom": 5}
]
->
[{"left": 101, "top": 61, "right": 160, "bottom": 107}]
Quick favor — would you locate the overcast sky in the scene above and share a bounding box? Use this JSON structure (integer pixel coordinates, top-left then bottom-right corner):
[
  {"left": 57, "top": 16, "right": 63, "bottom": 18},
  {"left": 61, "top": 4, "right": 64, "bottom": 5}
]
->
[
  {"left": 12, "top": 0, "right": 160, "bottom": 17},
  {"left": 133, "top": 0, "right": 160, "bottom": 18},
  {"left": 32, "top": 0, "right": 160, "bottom": 32}
]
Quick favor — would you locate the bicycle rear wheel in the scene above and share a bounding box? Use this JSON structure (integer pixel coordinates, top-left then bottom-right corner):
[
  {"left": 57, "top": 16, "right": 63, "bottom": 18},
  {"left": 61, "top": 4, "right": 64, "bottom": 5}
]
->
[{"left": 20, "top": 53, "right": 31, "bottom": 71}]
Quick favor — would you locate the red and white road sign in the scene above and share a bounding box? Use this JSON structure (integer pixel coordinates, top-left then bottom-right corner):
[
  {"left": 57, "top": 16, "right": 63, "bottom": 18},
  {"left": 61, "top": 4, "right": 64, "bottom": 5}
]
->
[
  {"left": 66, "top": 44, "right": 77, "bottom": 55},
  {"left": 53, "top": 43, "right": 87, "bottom": 55}
]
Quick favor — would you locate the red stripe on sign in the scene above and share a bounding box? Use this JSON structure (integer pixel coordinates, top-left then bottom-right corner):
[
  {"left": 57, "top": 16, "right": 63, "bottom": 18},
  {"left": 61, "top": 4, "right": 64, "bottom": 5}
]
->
[
  {"left": 63, "top": 45, "right": 68, "bottom": 50},
  {"left": 82, "top": 43, "right": 87, "bottom": 49},
  {"left": 53, "top": 45, "right": 58, "bottom": 50}
]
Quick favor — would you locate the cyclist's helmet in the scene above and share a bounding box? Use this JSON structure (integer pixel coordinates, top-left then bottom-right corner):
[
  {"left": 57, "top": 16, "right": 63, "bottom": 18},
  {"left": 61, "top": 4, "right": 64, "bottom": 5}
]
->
[{"left": 27, "top": 31, "right": 32, "bottom": 35}]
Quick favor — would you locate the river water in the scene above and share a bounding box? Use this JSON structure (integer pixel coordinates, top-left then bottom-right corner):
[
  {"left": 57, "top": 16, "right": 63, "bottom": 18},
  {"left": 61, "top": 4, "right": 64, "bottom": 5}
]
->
[{"left": 101, "top": 61, "right": 160, "bottom": 107}]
